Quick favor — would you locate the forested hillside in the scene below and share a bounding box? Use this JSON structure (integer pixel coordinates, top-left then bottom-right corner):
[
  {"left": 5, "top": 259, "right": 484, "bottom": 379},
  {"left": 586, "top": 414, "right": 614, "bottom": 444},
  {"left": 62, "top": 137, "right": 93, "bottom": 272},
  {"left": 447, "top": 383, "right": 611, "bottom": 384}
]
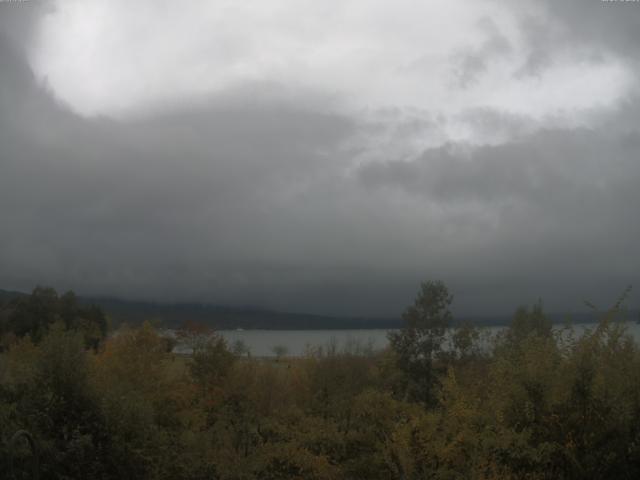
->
[
  {"left": 0, "top": 288, "right": 404, "bottom": 330},
  {"left": 1, "top": 288, "right": 611, "bottom": 331}
]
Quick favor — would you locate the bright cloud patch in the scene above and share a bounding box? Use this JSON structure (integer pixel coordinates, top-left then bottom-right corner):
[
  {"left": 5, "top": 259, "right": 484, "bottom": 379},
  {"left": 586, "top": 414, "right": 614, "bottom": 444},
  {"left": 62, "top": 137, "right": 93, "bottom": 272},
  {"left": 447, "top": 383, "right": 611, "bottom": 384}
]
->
[{"left": 31, "top": 0, "right": 633, "bottom": 128}]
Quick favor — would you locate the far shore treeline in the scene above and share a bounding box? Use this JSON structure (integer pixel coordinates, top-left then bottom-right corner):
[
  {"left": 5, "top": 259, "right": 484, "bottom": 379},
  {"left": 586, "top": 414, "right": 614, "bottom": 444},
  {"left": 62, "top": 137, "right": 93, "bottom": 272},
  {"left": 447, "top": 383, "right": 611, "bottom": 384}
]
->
[
  {"left": 1, "top": 282, "right": 640, "bottom": 479},
  {"left": 0, "top": 287, "right": 614, "bottom": 331}
]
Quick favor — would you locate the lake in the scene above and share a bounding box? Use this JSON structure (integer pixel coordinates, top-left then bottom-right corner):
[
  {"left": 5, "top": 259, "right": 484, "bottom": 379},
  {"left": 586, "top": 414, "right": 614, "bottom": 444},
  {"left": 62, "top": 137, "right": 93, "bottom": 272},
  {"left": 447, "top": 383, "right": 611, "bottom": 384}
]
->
[{"left": 205, "top": 322, "right": 640, "bottom": 357}]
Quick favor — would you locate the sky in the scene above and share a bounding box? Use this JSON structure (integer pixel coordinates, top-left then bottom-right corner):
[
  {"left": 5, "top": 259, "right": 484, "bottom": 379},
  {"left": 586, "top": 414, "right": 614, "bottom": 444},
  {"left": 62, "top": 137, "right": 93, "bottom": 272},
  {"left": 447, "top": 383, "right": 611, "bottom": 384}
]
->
[{"left": 0, "top": 0, "right": 639, "bottom": 317}]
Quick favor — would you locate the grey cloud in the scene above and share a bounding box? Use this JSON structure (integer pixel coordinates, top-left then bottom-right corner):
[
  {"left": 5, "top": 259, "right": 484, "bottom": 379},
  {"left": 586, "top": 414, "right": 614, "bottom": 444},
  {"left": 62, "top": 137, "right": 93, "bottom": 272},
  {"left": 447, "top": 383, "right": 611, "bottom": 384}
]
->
[
  {"left": 450, "top": 17, "right": 512, "bottom": 88},
  {"left": 513, "top": 15, "right": 561, "bottom": 78},
  {"left": 0, "top": 1, "right": 49, "bottom": 48},
  {"left": 455, "top": 108, "right": 537, "bottom": 142},
  {"left": 541, "top": 0, "right": 640, "bottom": 62},
  {"left": 508, "top": 0, "right": 640, "bottom": 78},
  {"left": 357, "top": 120, "right": 640, "bottom": 312},
  {"left": 1, "top": 5, "right": 639, "bottom": 318},
  {"left": 0, "top": 33, "right": 367, "bottom": 312}
]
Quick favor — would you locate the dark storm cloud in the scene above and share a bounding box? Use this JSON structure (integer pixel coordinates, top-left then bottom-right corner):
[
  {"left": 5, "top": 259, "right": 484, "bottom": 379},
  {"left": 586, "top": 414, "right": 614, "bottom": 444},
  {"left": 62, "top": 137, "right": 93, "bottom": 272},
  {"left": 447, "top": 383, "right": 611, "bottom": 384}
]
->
[
  {"left": 357, "top": 112, "right": 640, "bottom": 312},
  {"left": 1, "top": 28, "right": 426, "bottom": 316},
  {"left": 0, "top": 3, "right": 639, "bottom": 317}
]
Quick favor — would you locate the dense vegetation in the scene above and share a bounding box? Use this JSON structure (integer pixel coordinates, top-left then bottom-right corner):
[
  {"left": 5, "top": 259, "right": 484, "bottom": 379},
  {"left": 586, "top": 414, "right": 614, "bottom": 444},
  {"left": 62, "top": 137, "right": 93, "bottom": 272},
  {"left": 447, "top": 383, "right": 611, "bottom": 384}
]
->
[{"left": 1, "top": 283, "right": 639, "bottom": 479}]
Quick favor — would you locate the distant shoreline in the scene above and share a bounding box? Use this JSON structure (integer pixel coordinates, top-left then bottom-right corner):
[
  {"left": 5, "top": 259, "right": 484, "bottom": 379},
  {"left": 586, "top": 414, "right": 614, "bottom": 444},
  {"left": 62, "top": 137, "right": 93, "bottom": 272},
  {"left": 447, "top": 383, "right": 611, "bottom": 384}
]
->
[{"left": 2, "top": 288, "right": 637, "bottom": 331}]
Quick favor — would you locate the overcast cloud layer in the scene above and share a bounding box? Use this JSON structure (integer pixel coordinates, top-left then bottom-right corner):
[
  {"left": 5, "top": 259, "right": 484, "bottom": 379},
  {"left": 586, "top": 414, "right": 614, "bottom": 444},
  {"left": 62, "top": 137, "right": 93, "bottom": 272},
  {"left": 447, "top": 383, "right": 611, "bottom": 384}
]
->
[{"left": 0, "top": 0, "right": 639, "bottom": 316}]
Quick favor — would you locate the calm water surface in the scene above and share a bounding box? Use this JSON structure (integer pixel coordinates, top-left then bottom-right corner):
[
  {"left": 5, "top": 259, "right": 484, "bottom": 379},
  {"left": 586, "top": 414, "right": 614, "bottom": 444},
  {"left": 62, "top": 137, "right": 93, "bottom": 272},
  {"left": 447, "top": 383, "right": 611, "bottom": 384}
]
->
[{"left": 209, "top": 322, "right": 640, "bottom": 357}]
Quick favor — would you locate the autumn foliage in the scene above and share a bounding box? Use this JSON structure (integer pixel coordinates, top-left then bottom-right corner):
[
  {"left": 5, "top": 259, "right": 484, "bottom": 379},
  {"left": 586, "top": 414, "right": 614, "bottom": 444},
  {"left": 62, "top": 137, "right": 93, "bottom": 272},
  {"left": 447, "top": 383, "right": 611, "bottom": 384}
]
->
[{"left": 1, "top": 285, "right": 640, "bottom": 479}]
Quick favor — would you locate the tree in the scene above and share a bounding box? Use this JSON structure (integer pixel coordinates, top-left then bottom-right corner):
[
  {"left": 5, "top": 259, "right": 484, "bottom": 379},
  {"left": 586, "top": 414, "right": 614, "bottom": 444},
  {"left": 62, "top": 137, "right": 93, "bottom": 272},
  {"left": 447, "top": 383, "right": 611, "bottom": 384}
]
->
[
  {"left": 190, "top": 333, "right": 236, "bottom": 393},
  {"left": 451, "top": 320, "right": 481, "bottom": 361},
  {"left": 232, "top": 339, "right": 251, "bottom": 357},
  {"left": 502, "top": 301, "right": 552, "bottom": 351},
  {"left": 3, "top": 286, "right": 59, "bottom": 341},
  {"left": 0, "top": 287, "right": 107, "bottom": 349},
  {"left": 1, "top": 323, "right": 106, "bottom": 478},
  {"left": 91, "top": 322, "right": 185, "bottom": 478},
  {"left": 271, "top": 345, "right": 289, "bottom": 362},
  {"left": 388, "top": 280, "right": 453, "bottom": 406}
]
